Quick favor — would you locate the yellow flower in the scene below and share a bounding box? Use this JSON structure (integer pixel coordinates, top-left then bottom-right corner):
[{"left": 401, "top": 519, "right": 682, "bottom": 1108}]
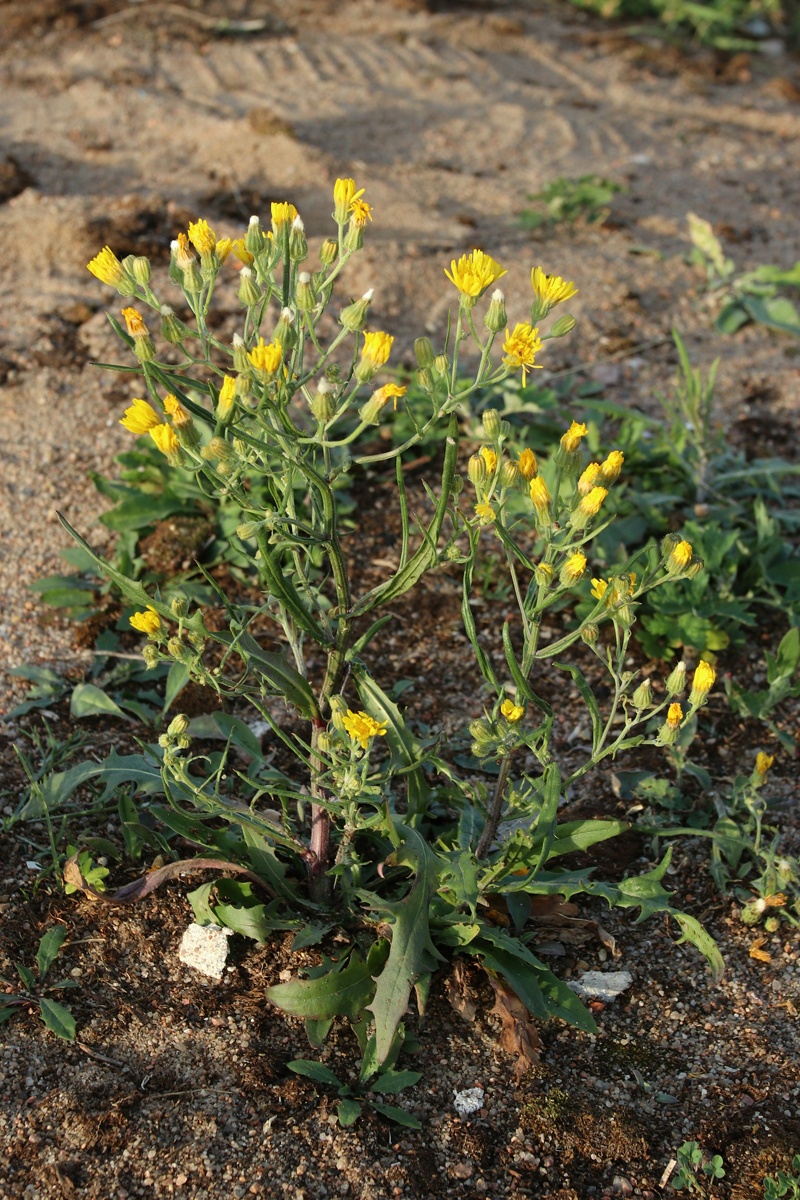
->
[
  {"left": 121, "top": 307, "right": 148, "bottom": 337},
  {"left": 87, "top": 246, "right": 125, "bottom": 287},
  {"left": 341, "top": 709, "right": 389, "bottom": 750},
  {"left": 444, "top": 249, "right": 507, "bottom": 300},
  {"left": 518, "top": 448, "right": 537, "bottom": 480},
  {"left": 667, "top": 540, "right": 693, "bottom": 573},
  {"left": 578, "top": 486, "right": 608, "bottom": 518},
  {"left": 689, "top": 660, "right": 716, "bottom": 706},
  {"left": 474, "top": 502, "right": 496, "bottom": 525},
  {"left": 500, "top": 699, "right": 525, "bottom": 723},
  {"left": 667, "top": 702, "right": 683, "bottom": 729},
  {"left": 217, "top": 375, "right": 236, "bottom": 420},
  {"left": 129, "top": 605, "right": 161, "bottom": 635},
  {"left": 120, "top": 398, "right": 161, "bottom": 434},
  {"left": 373, "top": 383, "right": 406, "bottom": 411},
  {"left": 749, "top": 936, "right": 771, "bottom": 964},
  {"left": 163, "top": 394, "right": 191, "bottom": 428},
  {"left": 334, "top": 177, "right": 363, "bottom": 224},
  {"left": 755, "top": 752, "right": 774, "bottom": 777},
  {"left": 271, "top": 201, "right": 298, "bottom": 229},
  {"left": 578, "top": 462, "right": 601, "bottom": 497},
  {"left": 561, "top": 552, "right": 587, "bottom": 585},
  {"left": 480, "top": 446, "right": 498, "bottom": 474},
  {"left": 502, "top": 323, "right": 543, "bottom": 384},
  {"left": 356, "top": 330, "right": 394, "bottom": 381},
  {"left": 215, "top": 237, "right": 234, "bottom": 262},
  {"left": 248, "top": 337, "right": 283, "bottom": 376},
  {"left": 591, "top": 577, "right": 608, "bottom": 601},
  {"left": 149, "top": 424, "right": 181, "bottom": 457},
  {"left": 598, "top": 450, "right": 624, "bottom": 485},
  {"left": 529, "top": 475, "right": 551, "bottom": 520},
  {"left": 173, "top": 232, "right": 195, "bottom": 270},
  {"left": 350, "top": 197, "right": 373, "bottom": 228},
  {"left": 560, "top": 421, "right": 588, "bottom": 453},
  {"left": 530, "top": 266, "right": 578, "bottom": 311},
  {"left": 187, "top": 218, "right": 217, "bottom": 256}
]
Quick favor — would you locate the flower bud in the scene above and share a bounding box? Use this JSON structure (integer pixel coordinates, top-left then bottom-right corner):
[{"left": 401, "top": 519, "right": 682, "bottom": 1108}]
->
[
  {"left": 657, "top": 701, "right": 684, "bottom": 745},
  {"left": 434, "top": 353, "right": 449, "bottom": 376},
  {"left": 130, "top": 256, "right": 151, "bottom": 286},
  {"left": 535, "top": 562, "right": 554, "bottom": 589},
  {"left": 631, "top": 678, "right": 653, "bottom": 709},
  {"left": 665, "top": 661, "right": 687, "bottom": 696},
  {"left": 482, "top": 409, "right": 501, "bottom": 438},
  {"left": 170, "top": 594, "right": 188, "bottom": 619},
  {"left": 232, "top": 333, "right": 250, "bottom": 374},
  {"left": 660, "top": 532, "right": 682, "bottom": 559},
  {"left": 560, "top": 551, "right": 587, "bottom": 587},
  {"left": 416, "top": 367, "right": 434, "bottom": 393},
  {"left": 237, "top": 267, "right": 261, "bottom": 307},
  {"left": 740, "top": 900, "right": 765, "bottom": 926},
  {"left": 467, "top": 454, "right": 487, "bottom": 487},
  {"left": 201, "top": 436, "right": 236, "bottom": 464},
  {"left": 236, "top": 520, "right": 262, "bottom": 540},
  {"left": 319, "top": 238, "right": 338, "bottom": 266},
  {"left": 484, "top": 289, "right": 506, "bottom": 334},
  {"left": 296, "top": 272, "right": 316, "bottom": 312},
  {"left": 289, "top": 215, "right": 308, "bottom": 262},
  {"left": 339, "top": 289, "right": 373, "bottom": 332},
  {"left": 216, "top": 375, "right": 236, "bottom": 423},
  {"left": 581, "top": 623, "right": 599, "bottom": 646},
  {"left": 142, "top": 644, "right": 160, "bottom": 670},
  {"left": 764, "top": 916, "right": 780, "bottom": 933},
  {"left": 549, "top": 313, "right": 576, "bottom": 338},
  {"left": 183, "top": 261, "right": 204, "bottom": 294},
  {"left": 245, "top": 215, "right": 264, "bottom": 255},
  {"left": 329, "top": 694, "right": 347, "bottom": 731},
  {"left": 274, "top": 307, "right": 297, "bottom": 350},
  {"left": 317, "top": 731, "right": 333, "bottom": 755},
  {"left": 529, "top": 476, "right": 552, "bottom": 523},
  {"left": 344, "top": 222, "right": 363, "bottom": 253},
  {"left": 415, "top": 337, "right": 435, "bottom": 369},
  {"left": 167, "top": 713, "right": 190, "bottom": 738},
  {"left": 688, "top": 660, "right": 716, "bottom": 708},
  {"left": 499, "top": 460, "right": 521, "bottom": 489},
  {"left": 685, "top": 558, "right": 704, "bottom": 579},
  {"left": 167, "top": 636, "right": 194, "bottom": 664},
  {"left": 160, "top": 305, "right": 188, "bottom": 345},
  {"left": 311, "top": 379, "right": 336, "bottom": 422}
]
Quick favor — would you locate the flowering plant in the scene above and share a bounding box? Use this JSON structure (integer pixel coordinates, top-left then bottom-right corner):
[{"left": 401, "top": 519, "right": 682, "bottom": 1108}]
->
[{"left": 68, "top": 181, "right": 723, "bottom": 1115}]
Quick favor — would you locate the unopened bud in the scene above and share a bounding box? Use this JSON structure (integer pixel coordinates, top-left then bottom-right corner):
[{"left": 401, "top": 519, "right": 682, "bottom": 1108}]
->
[
  {"left": 550, "top": 313, "right": 576, "bottom": 338},
  {"left": 344, "top": 222, "right": 364, "bottom": 253},
  {"left": 484, "top": 289, "right": 506, "bottom": 334},
  {"left": 482, "top": 409, "right": 501, "bottom": 439},
  {"left": 535, "top": 563, "right": 554, "bottom": 589},
  {"left": 319, "top": 238, "right": 338, "bottom": 266},
  {"left": 232, "top": 333, "right": 250, "bottom": 374},
  {"left": 339, "top": 289, "right": 373, "bottom": 332},
  {"left": 434, "top": 354, "right": 449, "bottom": 376},
  {"left": 167, "top": 636, "right": 194, "bottom": 664},
  {"left": 311, "top": 379, "right": 336, "bottom": 422},
  {"left": 167, "top": 713, "right": 190, "bottom": 738},
  {"left": 296, "top": 272, "right": 316, "bottom": 312},
  {"left": 632, "top": 678, "right": 653, "bottom": 709},
  {"left": 130, "top": 256, "right": 151, "bottom": 286},
  {"left": 289, "top": 215, "right": 308, "bottom": 262},
  {"left": 170, "top": 594, "right": 188, "bottom": 619},
  {"left": 414, "top": 337, "right": 435, "bottom": 369},
  {"left": 236, "top": 520, "right": 262, "bottom": 540},
  {"left": 274, "top": 307, "right": 297, "bottom": 350},
  {"left": 160, "top": 305, "right": 187, "bottom": 345},
  {"left": 665, "top": 661, "right": 687, "bottom": 696},
  {"left": 416, "top": 367, "right": 434, "bottom": 393},
  {"left": 245, "top": 215, "right": 263, "bottom": 255},
  {"left": 499, "top": 460, "right": 521, "bottom": 489},
  {"left": 317, "top": 731, "right": 333, "bottom": 755},
  {"left": 581, "top": 623, "right": 599, "bottom": 646},
  {"left": 142, "top": 644, "right": 159, "bottom": 670},
  {"left": 468, "top": 454, "right": 487, "bottom": 487},
  {"left": 237, "top": 267, "right": 261, "bottom": 307}
]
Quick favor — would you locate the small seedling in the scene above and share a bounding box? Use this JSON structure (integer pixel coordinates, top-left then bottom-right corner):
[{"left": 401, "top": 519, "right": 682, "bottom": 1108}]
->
[
  {"left": 287, "top": 1057, "right": 421, "bottom": 1129},
  {"left": 764, "top": 1155, "right": 800, "bottom": 1199},
  {"left": 671, "top": 1140, "right": 725, "bottom": 1193},
  {"left": 0, "top": 925, "right": 78, "bottom": 1041},
  {"left": 520, "top": 174, "right": 623, "bottom": 229}
]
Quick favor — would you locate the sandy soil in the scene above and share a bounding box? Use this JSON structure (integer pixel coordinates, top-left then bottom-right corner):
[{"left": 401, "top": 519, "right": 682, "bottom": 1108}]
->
[{"left": 1, "top": 2, "right": 800, "bottom": 1198}]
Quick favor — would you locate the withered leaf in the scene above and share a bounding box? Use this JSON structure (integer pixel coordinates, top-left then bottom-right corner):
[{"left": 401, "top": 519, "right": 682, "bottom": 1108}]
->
[
  {"left": 63, "top": 852, "right": 274, "bottom": 904},
  {"left": 445, "top": 959, "right": 477, "bottom": 1023},
  {"left": 486, "top": 971, "right": 540, "bottom": 1080}
]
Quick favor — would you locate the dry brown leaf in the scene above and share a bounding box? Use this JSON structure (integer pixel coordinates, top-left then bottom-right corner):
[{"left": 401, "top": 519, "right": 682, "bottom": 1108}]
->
[
  {"left": 486, "top": 971, "right": 540, "bottom": 1079},
  {"left": 63, "top": 852, "right": 274, "bottom": 904},
  {"left": 445, "top": 959, "right": 477, "bottom": 1023}
]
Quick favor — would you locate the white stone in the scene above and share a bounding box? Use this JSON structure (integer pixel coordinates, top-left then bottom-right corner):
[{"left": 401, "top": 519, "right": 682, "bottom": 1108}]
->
[
  {"left": 453, "top": 1087, "right": 485, "bottom": 1117},
  {"left": 178, "top": 922, "right": 233, "bottom": 980},
  {"left": 569, "top": 970, "right": 633, "bottom": 1002}
]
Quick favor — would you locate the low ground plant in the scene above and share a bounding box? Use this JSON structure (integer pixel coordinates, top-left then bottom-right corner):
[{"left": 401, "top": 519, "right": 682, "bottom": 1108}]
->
[
  {"left": 520, "top": 174, "right": 623, "bottom": 230},
  {"left": 0, "top": 926, "right": 77, "bottom": 1042},
  {"left": 24, "top": 184, "right": 732, "bottom": 1120}
]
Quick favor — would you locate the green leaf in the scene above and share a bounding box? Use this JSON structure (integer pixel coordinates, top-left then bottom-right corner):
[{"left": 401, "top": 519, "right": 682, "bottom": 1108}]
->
[
  {"left": 670, "top": 911, "right": 724, "bottom": 984},
  {"left": 286, "top": 1059, "right": 341, "bottom": 1088},
  {"left": 17, "top": 760, "right": 105, "bottom": 821},
  {"left": 38, "top": 998, "right": 76, "bottom": 1041},
  {"left": 370, "top": 1070, "right": 422, "bottom": 1095},
  {"left": 163, "top": 662, "right": 190, "bottom": 714},
  {"left": 70, "top": 683, "right": 130, "bottom": 722},
  {"left": 353, "top": 668, "right": 428, "bottom": 820},
  {"left": 304, "top": 1017, "right": 334, "bottom": 1048},
  {"left": 467, "top": 934, "right": 597, "bottom": 1032},
  {"left": 546, "top": 818, "right": 629, "bottom": 858},
  {"left": 368, "top": 1101, "right": 420, "bottom": 1129},
  {"left": 366, "top": 826, "right": 444, "bottom": 1066},
  {"left": 36, "top": 926, "right": 68, "bottom": 981},
  {"left": 291, "top": 922, "right": 334, "bottom": 951},
  {"left": 554, "top": 662, "right": 602, "bottom": 753},
  {"left": 742, "top": 294, "right": 800, "bottom": 336},
  {"left": 767, "top": 627, "right": 799, "bottom": 684},
  {"left": 715, "top": 301, "right": 750, "bottom": 335},
  {"left": 337, "top": 1099, "right": 363, "bottom": 1126},
  {"left": 267, "top": 952, "right": 379, "bottom": 1022},
  {"left": 0, "top": 1006, "right": 19, "bottom": 1026},
  {"left": 15, "top": 964, "right": 35, "bottom": 992},
  {"left": 216, "top": 631, "right": 320, "bottom": 720}
]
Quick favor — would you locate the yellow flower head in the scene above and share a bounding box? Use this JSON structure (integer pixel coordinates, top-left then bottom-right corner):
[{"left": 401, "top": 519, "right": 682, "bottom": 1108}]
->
[
  {"left": 163, "top": 394, "right": 191, "bottom": 429},
  {"left": 667, "top": 702, "right": 683, "bottom": 730},
  {"left": 598, "top": 450, "right": 624, "bottom": 485},
  {"left": 248, "top": 337, "right": 283, "bottom": 376},
  {"left": 87, "top": 246, "right": 125, "bottom": 287},
  {"left": 149, "top": 424, "right": 181, "bottom": 457},
  {"left": 561, "top": 552, "right": 587, "bottom": 585},
  {"left": 474, "top": 502, "right": 496, "bottom": 525},
  {"left": 120, "top": 397, "right": 161, "bottom": 435},
  {"left": 689, "top": 660, "right": 716, "bottom": 706},
  {"left": 500, "top": 699, "right": 525, "bottom": 723},
  {"left": 591, "top": 577, "right": 608, "bottom": 601},
  {"left": 667, "top": 540, "right": 694, "bottom": 573},
  {"left": 334, "top": 178, "right": 363, "bottom": 223},
  {"left": 529, "top": 475, "right": 552, "bottom": 519},
  {"left": 518, "top": 448, "right": 538, "bottom": 481},
  {"left": 217, "top": 375, "right": 236, "bottom": 419},
  {"left": 121, "top": 307, "right": 148, "bottom": 337},
  {"left": 341, "top": 709, "right": 388, "bottom": 750},
  {"left": 187, "top": 218, "right": 217, "bottom": 256},
  {"left": 372, "top": 383, "right": 406, "bottom": 411},
  {"left": 480, "top": 446, "right": 498, "bottom": 474},
  {"left": 560, "top": 421, "right": 588, "bottom": 454},
  {"left": 361, "top": 330, "right": 393, "bottom": 368},
  {"left": 271, "top": 201, "right": 298, "bottom": 230},
  {"left": 502, "top": 322, "right": 543, "bottom": 384},
  {"left": 578, "top": 486, "right": 608, "bottom": 518},
  {"left": 215, "top": 237, "right": 234, "bottom": 263},
  {"left": 749, "top": 937, "right": 771, "bottom": 964},
  {"left": 755, "top": 752, "right": 774, "bottom": 777},
  {"left": 578, "top": 462, "right": 601, "bottom": 497},
  {"left": 444, "top": 249, "right": 507, "bottom": 300},
  {"left": 350, "top": 197, "right": 373, "bottom": 228},
  {"left": 531, "top": 266, "right": 578, "bottom": 310},
  {"left": 173, "top": 232, "right": 195, "bottom": 270},
  {"left": 130, "top": 605, "right": 161, "bottom": 635}
]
